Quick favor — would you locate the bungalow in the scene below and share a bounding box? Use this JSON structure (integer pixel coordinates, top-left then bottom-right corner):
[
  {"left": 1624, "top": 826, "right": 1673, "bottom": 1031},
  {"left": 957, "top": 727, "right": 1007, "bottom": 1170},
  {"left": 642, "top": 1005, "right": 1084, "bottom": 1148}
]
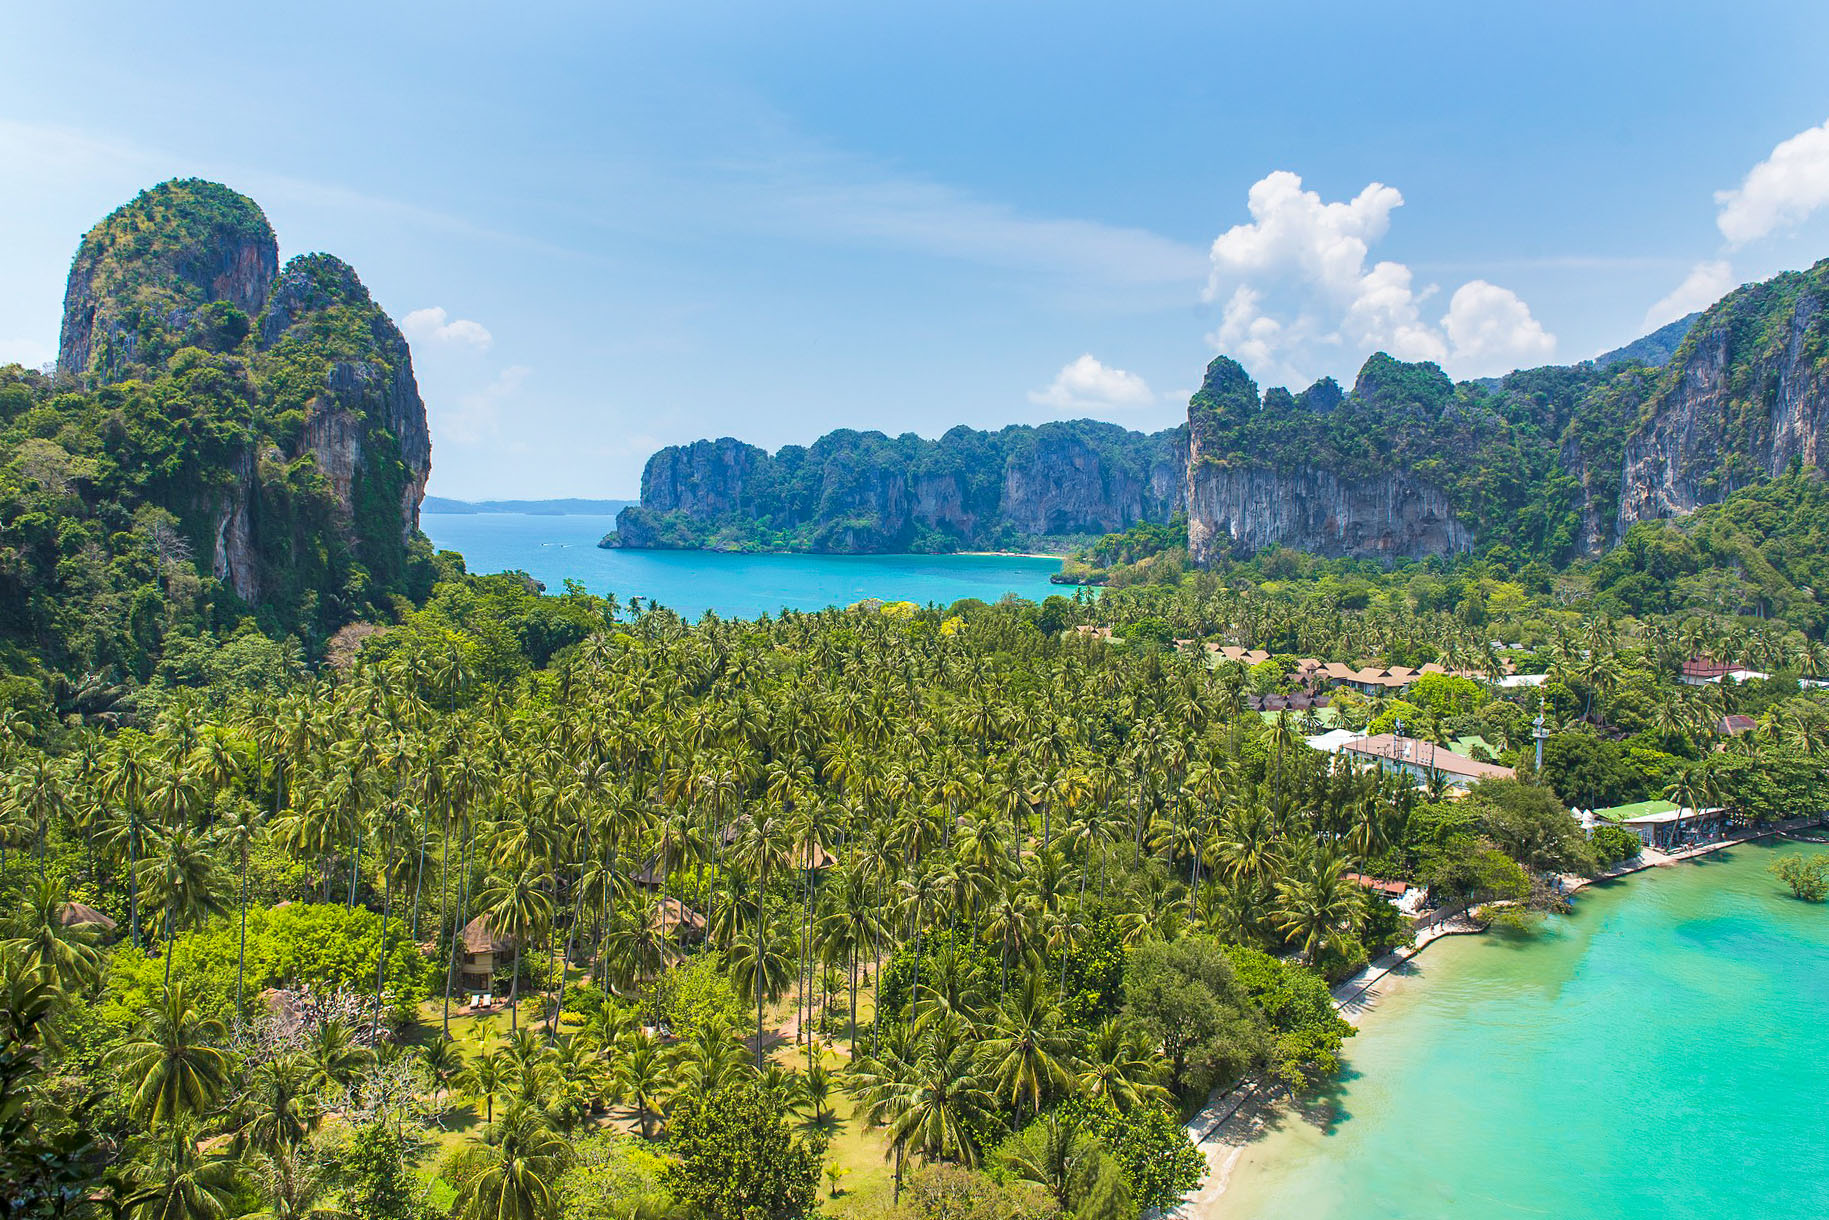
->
[
  {"left": 459, "top": 915, "right": 514, "bottom": 994},
  {"left": 650, "top": 896, "right": 707, "bottom": 942},
  {"left": 1679, "top": 658, "right": 1737, "bottom": 685},
  {"left": 1715, "top": 714, "right": 1759, "bottom": 737},
  {"left": 1340, "top": 733, "right": 1516, "bottom": 788},
  {"left": 58, "top": 902, "right": 118, "bottom": 938}
]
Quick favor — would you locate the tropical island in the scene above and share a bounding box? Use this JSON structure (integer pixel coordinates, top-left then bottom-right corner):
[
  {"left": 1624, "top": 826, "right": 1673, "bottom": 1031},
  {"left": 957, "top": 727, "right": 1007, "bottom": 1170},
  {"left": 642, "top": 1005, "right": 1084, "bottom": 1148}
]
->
[{"left": 3, "top": 180, "right": 1828, "bottom": 1220}]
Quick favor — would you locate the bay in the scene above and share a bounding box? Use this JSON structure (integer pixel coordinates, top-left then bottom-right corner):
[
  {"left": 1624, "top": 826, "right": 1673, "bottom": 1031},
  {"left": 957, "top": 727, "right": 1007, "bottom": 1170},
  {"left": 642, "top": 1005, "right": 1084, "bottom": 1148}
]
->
[
  {"left": 420, "top": 512, "right": 1065, "bottom": 619},
  {"left": 1215, "top": 840, "right": 1829, "bottom": 1220}
]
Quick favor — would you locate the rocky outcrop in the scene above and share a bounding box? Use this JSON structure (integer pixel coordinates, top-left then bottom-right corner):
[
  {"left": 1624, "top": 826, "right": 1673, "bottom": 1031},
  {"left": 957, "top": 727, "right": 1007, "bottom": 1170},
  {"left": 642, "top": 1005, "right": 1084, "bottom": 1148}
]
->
[
  {"left": 1185, "top": 461, "right": 1471, "bottom": 562},
  {"left": 58, "top": 179, "right": 278, "bottom": 385},
  {"left": 55, "top": 181, "right": 431, "bottom": 610},
  {"left": 608, "top": 422, "right": 1186, "bottom": 552},
  {"left": 1617, "top": 283, "right": 1829, "bottom": 534}
]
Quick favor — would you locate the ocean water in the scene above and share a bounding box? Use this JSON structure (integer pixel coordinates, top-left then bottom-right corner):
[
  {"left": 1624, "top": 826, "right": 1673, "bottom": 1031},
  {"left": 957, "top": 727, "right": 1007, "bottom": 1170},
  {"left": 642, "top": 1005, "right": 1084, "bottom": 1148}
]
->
[
  {"left": 1216, "top": 840, "right": 1829, "bottom": 1220},
  {"left": 419, "top": 513, "right": 1065, "bottom": 619}
]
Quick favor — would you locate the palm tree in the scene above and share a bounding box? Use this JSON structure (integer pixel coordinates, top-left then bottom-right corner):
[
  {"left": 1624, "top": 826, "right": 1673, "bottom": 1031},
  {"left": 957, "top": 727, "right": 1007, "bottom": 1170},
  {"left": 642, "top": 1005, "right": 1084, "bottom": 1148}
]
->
[
  {"left": 1075, "top": 1017, "right": 1171, "bottom": 1112},
  {"left": 980, "top": 974, "right": 1081, "bottom": 1122},
  {"left": 421, "top": 1037, "right": 463, "bottom": 1112},
  {"left": 235, "top": 1052, "right": 318, "bottom": 1155},
  {"left": 729, "top": 809, "right": 792, "bottom": 1064},
  {"left": 1273, "top": 845, "right": 1359, "bottom": 963},
  {"left": 115, "top": 1119, "right": 239, "bottom": 1220},
  {"left": 610, "top": 1029, "right": 671, "bottom": 1139},
  {"left": 849, "top": 1023, "right": 997, "bottom": 1200},
  {"left": 454, "top": 1100, "right": 565, "bottom": 1220},
  {"left": 459, "top": 1041, "right": 509, "bottom": 1127},
  {"left": 137, "top": 823, "right": 225, "bottom": 989},
  {"left": 2, "top": 876, "right": 104, "bottom": 992},
  {"left": 478, "top": 865, "right": 554, "bottom": 1034},
  {"left": 109, "top": 982, "right": 231, "bottom": 1126}
]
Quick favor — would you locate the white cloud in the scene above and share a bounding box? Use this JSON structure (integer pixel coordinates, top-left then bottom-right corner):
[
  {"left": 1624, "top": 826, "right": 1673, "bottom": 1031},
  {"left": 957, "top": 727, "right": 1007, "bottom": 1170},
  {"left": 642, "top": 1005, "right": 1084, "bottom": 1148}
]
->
[
  {"left": 433, "top": 364, "right": 530, "bottom": 446},
  {"left": 1716, "top": 118, "right": 1829, "bottom": 246},
  {"left": 1642, "top": 260, "right": 1735, "bottom": 331},
  {"left": 1442, "top": 281, "right": 1556, "bottom": 376},
  {"left": 1203, "top": 171, "right": 1554, "bottom": 384},
  {"left": 1028, "top": 354, "right": 1155, "bottom": 412},
  {"left": 401, "top": 306, "right": 493, "bottom": 350}
]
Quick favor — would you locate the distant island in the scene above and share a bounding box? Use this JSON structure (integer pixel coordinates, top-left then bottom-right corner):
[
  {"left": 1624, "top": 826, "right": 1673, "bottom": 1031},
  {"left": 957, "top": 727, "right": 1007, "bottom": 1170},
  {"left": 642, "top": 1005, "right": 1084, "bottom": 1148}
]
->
[
  {"left": 424, "top": 495, "right": 635, "bottom": 516},
  {"left": 597, "top": 266, "right": 1829, "bottom": 571}
]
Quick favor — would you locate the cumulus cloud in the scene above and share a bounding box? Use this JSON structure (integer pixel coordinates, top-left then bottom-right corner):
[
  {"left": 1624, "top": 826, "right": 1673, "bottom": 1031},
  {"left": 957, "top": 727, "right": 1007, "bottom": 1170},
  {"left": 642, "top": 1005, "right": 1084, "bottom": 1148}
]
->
[
  {"left": 1642, "top": 260, "right": 1736, "bottom": 331},
  {"left": 1443, "top": 281, "right": 1556, "bottom": 375},
  {"left": 1203, "top": 171, "right": 1555, "bottom": 384},
  {"left": 435, "top": 364, "right": 530, "bottom": 446},
  {"left": 401, "top": 306, "right": 493, "bottom": 351},
  {"left": 1716, "top": 119, "right": 1829, "bottom": 246},
  {"left": 1028, "top": 354, "right": 1155, "bottom": 412}
]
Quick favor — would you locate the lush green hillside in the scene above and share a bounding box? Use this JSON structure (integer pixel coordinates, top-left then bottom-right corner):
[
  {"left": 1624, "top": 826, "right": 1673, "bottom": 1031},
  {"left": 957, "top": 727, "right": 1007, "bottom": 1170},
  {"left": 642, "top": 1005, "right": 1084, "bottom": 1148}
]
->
[{"left": 0, "top": 181, "right": 437, "bottom": 727}]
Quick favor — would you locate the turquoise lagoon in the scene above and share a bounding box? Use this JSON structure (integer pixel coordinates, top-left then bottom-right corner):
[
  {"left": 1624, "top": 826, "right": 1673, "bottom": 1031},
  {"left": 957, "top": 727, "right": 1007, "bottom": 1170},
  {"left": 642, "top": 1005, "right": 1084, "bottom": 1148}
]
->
[
  {"left": 420, "top": 512, "right": 1064, "bottom": 619},
  {"left": 1216, "top": 840, "right": 1829, "bottom": 1220}
]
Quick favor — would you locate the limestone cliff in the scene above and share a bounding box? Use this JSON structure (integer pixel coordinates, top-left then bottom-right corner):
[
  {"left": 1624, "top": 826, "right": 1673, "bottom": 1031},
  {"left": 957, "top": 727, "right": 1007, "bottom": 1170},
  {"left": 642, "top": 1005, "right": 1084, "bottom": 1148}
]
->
[
  {"left": 609, "top": 422, "right": 1185, "bottom": 552},
  {"left": 1617, "top": 266, "right": 1829, "bottom": 534},
  {"left": 54, "top": 180, "right": 433, "bottom": 616}
]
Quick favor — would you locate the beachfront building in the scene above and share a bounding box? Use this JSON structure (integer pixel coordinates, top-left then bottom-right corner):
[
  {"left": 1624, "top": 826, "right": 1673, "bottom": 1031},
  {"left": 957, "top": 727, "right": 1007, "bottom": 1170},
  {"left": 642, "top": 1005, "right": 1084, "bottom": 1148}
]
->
[
  {"left": 1340, "top": 733, "right": 1516, "bottom": 788},
  {"left": 1590, "top": 799, "right": 1728, "bottom": 848}
]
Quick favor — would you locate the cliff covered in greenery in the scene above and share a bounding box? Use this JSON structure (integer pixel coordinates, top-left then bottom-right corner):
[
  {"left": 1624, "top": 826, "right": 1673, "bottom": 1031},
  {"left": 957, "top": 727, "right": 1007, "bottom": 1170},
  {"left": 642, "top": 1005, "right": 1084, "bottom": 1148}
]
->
[
  {"left": 607, "top": 420, "right": 1185, "bottom": 553},
  {"left": 0, "top": 179, "right": 436, "bottom": 720}
]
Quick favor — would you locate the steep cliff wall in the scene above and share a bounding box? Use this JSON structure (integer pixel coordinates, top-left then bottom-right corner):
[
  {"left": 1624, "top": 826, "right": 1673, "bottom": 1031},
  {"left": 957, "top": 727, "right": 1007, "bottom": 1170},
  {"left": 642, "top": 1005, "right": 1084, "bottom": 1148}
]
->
[
  {"left": 1617, "top": 270, "right": 1829, "bottom": 534},
  {"left": 1182, "top": 355, "right": 1476, "bottom": 563},
  {"left": 1185, "top": 461, "right": 1471, "bottom": 562},
  {"left": 53, "top": 180, "right": 432, "bottom": 616},
  {"left": 609, "top": 421, "right": 1185, "bottom": 552}
]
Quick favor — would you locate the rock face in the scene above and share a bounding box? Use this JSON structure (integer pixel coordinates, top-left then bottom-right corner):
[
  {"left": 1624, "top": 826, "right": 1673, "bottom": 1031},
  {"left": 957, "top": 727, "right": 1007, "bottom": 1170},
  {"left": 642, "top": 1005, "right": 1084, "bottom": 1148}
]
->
[
  {"left": 55, "top": 181, "right": 432, "bottom": 610},
  {"left": 1182, "top": 356, "right": 1475, "bottom": 563},
  {"left": 58, "top": 179, "right": 279, "bottom": 385},
  {"left": 610, "top": 422, "right": 1186, "bottom": 552},
  {"left": 1617, "top": 282, "right": 1829, "bottom": 534},
  {"left": 613, "top": 260, "right": 1829, "bottom": 566},
  {"left": 1185, "top": 461, "right": 1471, "bottom": 563}
]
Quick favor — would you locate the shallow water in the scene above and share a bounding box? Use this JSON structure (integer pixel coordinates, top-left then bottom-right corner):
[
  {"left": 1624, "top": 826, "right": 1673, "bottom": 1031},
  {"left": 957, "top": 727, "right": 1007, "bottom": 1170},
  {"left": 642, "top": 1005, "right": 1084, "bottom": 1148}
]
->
[
  {"left": 421, "top": 512, "right": 1064, "bottom": 619},
  {"left": 1215, "top": 841, "right": 1829, "bottom": 1220}
]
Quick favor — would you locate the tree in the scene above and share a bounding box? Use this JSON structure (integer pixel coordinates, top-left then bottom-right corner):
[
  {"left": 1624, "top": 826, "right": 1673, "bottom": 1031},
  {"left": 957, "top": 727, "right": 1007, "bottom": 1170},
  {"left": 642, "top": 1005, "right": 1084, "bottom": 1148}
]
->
[
  {"left": 1119, "top": 937, "right": 1259, "bottom": 1098},
  {"left": 330, "top": 1120, "right": 421, "bottom": 1220},
  {"left": 994, "top": 1113, "right": 1133, "bottom": 1220},
  {"left": 1770, "top": 854, "right": 1829, "bottom": 902},
  {"left": 115, "top": 1120, "right": 239, "bottom": 1220},
  {"left": 109, "top": 982, "right": 231, "bottom": 1126},
  {"left": 455, "top": 1101, "right": 567, "bottom": 1220},
  {"left": 663, "top": 1080, "right": 823, "bottom": 1220}
]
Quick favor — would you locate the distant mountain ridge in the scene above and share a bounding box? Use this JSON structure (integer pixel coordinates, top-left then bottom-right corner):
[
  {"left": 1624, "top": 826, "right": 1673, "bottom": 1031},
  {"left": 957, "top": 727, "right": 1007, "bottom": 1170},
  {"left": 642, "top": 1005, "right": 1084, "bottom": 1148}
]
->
[
  {"left": 424, "top": 496, "right": 634, "bottom": 515},
  {"left": 607, "top": 258, "right": 1829, "bottom": 566}
]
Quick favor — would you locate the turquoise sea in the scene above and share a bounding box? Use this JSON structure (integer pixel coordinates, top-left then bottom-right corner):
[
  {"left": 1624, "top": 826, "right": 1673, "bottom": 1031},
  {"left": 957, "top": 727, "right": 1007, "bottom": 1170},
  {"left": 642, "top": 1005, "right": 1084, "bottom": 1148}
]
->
[
  {"left": 1215, "top": 839, "right": 1829, "bottom": 1220},
  {"left": 419, "top": 512, "right": 1064, "bottom": 619}
]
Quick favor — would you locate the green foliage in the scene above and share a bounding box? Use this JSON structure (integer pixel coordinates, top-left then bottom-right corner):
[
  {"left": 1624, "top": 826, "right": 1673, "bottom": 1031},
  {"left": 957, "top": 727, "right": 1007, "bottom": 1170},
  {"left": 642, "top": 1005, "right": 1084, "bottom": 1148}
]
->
[
  {"left": 1218, "top": 945, "right": 1353, "bottom": 1091},
  {"left": 328, "top": 1120, "right": 424, "bottom": 1220},
  {"left": 662, "top": 1080, "right": 823, "bottom": 1220},
  {"left": 1590, "top": 826, "right": 1644, "bottom": 866},
  {"left": 1770, "top": 853, "right": 1829, "bottom": 902},
  {"left": 1057, "top": 1096, "right": 1201, "bottom": 1214},
  {"left": 554, "top": 1132, "right": 681, "bottom": 1220},
  {"left": 641, "top": 951, "right": 744, "bottom": 1039},
  {"left": 1119, "top": 937, "right": 1259, "bottom": 1099},
  {"left": 905, "top": 1162, "right": 1059, "bottom": 1220}
]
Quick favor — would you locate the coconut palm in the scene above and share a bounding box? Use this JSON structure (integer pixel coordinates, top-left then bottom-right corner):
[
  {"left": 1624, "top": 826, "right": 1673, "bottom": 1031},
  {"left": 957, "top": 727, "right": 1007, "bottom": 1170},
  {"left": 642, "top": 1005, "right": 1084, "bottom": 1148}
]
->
[
  {"left": 454, "top": 1100, "right": 565, "bottom": 1220},
  {"left": 109, "top": 982, "right": 231, "bottom": 1126}
]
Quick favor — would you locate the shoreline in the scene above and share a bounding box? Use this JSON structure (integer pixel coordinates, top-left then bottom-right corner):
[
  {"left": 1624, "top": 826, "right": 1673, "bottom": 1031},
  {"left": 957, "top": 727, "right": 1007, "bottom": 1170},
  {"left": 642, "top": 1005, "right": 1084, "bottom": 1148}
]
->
[
  {"left": 954, "top": 550, "right": 1067, "bottom": 560},
  {"left": 1177, "top": 816, "right": 1827, "bottom": 1217}
]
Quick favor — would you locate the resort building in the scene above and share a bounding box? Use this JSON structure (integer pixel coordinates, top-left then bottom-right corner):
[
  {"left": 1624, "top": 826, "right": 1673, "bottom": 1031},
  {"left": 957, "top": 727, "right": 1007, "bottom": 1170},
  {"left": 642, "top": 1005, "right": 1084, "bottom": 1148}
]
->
[
  {"left": 57, "top": 901, "right": 117, "bottom": 938},
  {"left": 1589, "top": 799, "right": 1727, "bottom": 848},
  {"left": 1676, "top": 657, "right": 1767, "bottom": 685},
  {"left": 458, "top": 915, "right": 514, "bottom": 994},
  {"left": 650, "top": 896, "right": 708, "bottom": 942},
  {"left": 1339, "top": 733, "right": 1516, "bottom": 788}
]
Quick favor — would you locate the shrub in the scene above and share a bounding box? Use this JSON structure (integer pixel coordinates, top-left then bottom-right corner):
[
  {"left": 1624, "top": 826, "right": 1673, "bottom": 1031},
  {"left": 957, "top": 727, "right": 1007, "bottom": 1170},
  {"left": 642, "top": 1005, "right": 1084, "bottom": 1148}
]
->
[
  {"left": 1770, "top": 853, "right": 1829, "bottom": 902},
  {"left": 1590, "top": 826, "right": 1643, "bottom": 866}
]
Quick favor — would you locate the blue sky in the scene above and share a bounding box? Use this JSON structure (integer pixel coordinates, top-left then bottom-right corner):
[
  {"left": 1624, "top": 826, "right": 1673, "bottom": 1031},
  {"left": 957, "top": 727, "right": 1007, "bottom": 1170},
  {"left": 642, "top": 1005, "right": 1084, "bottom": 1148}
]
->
[{"left": 6, "top": 1, "right": 1829, "bottom": 498}]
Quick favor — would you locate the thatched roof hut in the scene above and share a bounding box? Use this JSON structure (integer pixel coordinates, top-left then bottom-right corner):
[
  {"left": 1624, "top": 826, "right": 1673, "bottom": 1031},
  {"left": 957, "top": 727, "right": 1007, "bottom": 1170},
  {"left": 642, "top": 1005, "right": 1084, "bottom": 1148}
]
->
[
  {"left": 58, "top": 902, "right": 117, "bottom": 932},
  {"left": 461, "top": 915, "right": 515, "bottom": 954}
]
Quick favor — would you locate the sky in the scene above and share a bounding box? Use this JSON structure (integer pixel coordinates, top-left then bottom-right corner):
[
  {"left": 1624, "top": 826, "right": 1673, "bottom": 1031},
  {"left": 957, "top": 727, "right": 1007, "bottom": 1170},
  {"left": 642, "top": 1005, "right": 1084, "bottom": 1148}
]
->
[{"left": 6, "top": 2, "right": 1829, "bottom": 498}]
